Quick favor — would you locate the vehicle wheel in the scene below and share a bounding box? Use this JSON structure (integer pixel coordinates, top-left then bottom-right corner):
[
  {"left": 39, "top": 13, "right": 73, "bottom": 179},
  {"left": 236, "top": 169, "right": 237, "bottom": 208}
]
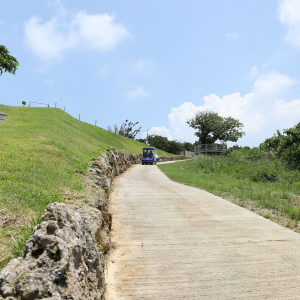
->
[{"left": 142, "top": 162, "right": 144, "bottom": 165}]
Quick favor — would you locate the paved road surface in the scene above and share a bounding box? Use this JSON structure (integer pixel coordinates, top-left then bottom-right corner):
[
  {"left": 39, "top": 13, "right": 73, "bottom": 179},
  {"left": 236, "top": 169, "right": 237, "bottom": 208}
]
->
[{"left": 105, "top": 164, "right": 300, "bottom": 299}]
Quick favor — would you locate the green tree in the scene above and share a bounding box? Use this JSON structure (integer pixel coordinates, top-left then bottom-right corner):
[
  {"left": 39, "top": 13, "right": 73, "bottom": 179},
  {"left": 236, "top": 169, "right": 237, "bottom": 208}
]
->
[
  {"left": 147, "top": 135, "right": 186, "bottom": 154},
  {"left": 147, "top": 135, "right": 169, "bottom": 152},
  {"left": 183, "top": 142, "right": 194, "bottom": 152},
  {"left": 167, "top": 140, "right": 184, "bottom": 154},
  {"left": 260, "top": 122, "right": 300, "bottom": 169},
  {"left": 187, "top": 111, "right": 244, "bottom": 144},
  {"left": 0, "top": 45, "right": 19, "bottom": 76},
  {"left": 108, "top": 120, "right": 141, "bottom": 139},
  {"left": 279, "top": 122, "right": 300, "bottom": 169},
  {"left": 259, "top": 130, "right": 282, "bottom": 152}
]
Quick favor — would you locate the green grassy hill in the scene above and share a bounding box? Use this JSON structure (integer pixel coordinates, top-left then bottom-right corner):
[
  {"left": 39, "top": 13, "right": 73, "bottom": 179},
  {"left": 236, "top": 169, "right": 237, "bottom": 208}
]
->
[{"left": 0, "top": 105, "right": 171, "bottom": 267}]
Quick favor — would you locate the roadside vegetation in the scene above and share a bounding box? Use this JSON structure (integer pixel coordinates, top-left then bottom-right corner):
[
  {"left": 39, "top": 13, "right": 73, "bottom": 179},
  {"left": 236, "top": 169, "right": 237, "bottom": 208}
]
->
[
  {"left": 159, "top": 123, "right": 300, "bottom": 232},
  {"left": 0, "top": 105, "right": 171, "bottom": 269},
  {"left": 0, "top": 45, "right": 19, "bottom": 76},
  {"left": 137, "top": 135, "right": 194, "bottom": 155}
]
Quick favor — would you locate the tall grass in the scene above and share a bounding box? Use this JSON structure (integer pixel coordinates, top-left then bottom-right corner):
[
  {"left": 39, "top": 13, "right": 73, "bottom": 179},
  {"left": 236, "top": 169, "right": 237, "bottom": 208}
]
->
[{"left": 158, "top": 150, "right": 300, "bottom": 229}]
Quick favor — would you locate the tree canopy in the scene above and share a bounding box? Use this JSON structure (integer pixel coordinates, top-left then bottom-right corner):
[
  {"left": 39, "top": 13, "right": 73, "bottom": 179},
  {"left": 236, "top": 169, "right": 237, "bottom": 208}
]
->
[
  {"left": 260, "top": 122, "right": 300, "bottom": 169},
  {"left": 187, "top": 111, "right": 245, "bottom": 144},
  {"left": 145, "top": 135, "right": 194, "bottom": 154},
  {"left": 0, "top": 45, "right": 19, "bottom": 76}
]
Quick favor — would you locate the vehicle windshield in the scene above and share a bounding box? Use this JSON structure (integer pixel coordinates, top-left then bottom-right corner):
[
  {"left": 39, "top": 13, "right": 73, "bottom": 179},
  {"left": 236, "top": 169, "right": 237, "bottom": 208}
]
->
[{"left": 142, "top": 149, "right": 156, "bottom": 158}]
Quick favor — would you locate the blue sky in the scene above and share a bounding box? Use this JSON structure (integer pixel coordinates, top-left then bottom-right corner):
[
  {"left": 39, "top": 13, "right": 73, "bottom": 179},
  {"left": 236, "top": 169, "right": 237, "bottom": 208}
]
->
[{"left": 0, "top": 0, "right": 299, "bottom": 147}]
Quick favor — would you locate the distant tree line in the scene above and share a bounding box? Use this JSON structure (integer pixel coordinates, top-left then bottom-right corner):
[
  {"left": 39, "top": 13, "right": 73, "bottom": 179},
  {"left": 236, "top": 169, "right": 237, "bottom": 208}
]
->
[
  {"left": 108, "top": 110, "right": 246, "bottom": 155},
  {"left": 108, "top": 119, "right": 194, "bottom": 154},
  {"left": 137, "top": 135, "right": 194, "bottom": 155}
]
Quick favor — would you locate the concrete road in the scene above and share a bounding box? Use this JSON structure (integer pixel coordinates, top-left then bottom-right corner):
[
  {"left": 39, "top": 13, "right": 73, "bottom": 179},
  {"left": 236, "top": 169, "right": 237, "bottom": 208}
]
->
[{"left": 105, "top": 164, "right": 300, "bottom": 299}]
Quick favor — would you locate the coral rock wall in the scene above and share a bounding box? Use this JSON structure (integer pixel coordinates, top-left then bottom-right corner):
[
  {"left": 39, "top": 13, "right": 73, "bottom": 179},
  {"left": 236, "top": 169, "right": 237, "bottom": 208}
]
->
[{"left": 0, "top": 148, "right": 187, "bottom": 299}]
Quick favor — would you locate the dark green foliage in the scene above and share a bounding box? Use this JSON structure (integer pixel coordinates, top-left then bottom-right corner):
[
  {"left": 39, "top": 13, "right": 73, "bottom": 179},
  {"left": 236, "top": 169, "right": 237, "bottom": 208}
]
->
[
  {"left": 227, "top": 145, "right": 250, "bottom": 153},
  {"left": 260, "top": 122, "right": 300, "bottom": 169},
  {"left": 147, "top": 135, "right": 188, "bottom": 154},
  {"left": 183, "top": 142, "right": 194, "bottom": 151},
  {"left": 0, "top": 45, "right": 19, "bottom": 76},
  {"left": 136, "top": 138, "right": 146, "bottom": 143},
  {"left": 166, "top": 140, "right": 184, "bottom": 154},
  {"left": 187, "top": 110, "right": 245, "bottom": 144},
  {"left": 260, "top": 130, "right": 282, "bottom": 152},
  {"left": 147, "top": 135, "right": 169, "bottom": 152}
]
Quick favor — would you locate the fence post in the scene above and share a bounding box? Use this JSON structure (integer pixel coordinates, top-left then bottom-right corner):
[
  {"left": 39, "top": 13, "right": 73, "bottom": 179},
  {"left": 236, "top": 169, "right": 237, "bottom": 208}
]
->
[
  {"left": 95, "top": 119, "right": 97, "bottom": 126},
  {"left": 79, "top": 114, "right": 80, "bottom": 121}
]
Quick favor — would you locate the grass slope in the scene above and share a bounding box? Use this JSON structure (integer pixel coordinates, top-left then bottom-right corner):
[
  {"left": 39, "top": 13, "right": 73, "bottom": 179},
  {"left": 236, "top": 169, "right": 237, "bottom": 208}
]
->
[
  {"left": 159, "top": 154, "right": 300, "bottom": 231},
  {"left": 0, "top": 105, "right": 171, "bottom": 267}
]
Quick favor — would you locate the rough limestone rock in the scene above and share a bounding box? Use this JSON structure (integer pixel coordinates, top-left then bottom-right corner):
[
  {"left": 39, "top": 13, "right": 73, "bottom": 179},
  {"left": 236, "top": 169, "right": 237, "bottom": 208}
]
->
[
  {"left": 0, "top": 203, "right": 105, "bottom": 300},
  {"left": 0, "top": 148, "right": 187, "bottom": 299}
]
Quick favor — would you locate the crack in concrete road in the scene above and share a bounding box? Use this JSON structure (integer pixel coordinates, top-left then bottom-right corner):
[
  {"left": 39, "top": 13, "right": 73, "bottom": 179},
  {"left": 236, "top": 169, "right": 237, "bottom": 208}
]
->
[{"left": 105, "top": 164, "right": 300, "bottom": 299}]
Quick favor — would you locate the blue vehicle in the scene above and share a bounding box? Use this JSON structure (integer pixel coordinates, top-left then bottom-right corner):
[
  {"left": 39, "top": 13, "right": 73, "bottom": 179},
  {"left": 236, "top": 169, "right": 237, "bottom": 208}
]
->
[{"left": 142, "top": 147, "right": 158, "bottom": 165}]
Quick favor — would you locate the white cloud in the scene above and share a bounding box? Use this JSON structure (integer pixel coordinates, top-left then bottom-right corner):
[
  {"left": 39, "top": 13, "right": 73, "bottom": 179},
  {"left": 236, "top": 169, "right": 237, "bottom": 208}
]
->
[
  {"left": 202, "top": 92, "right": 252, "bottom": 119},
  {"left": 226, "top": 32, "right": 239, "bottom": 41},
  {"left": 126, "top": 86, "right": 150, "bottom": 99},
  {"left": 24, "top": 17, "right": 72, "bottom": 60},
  {"left": 71, "top": 12, "right": 129, "bottom": 51},
  {"left": 142, "top": 126, "right": 173, "bottom": 140},
  {"left": 148, "top": 71, "right": 299, "bottom": 146},
  {"left": 274, "top": 99, "right": 300, "bottom": 127},
  {"left": 253, "top": 71, "right": 295, "bottom": 97},
  {"left": 278, "top": 0, "right": 300, "bottom": 49},
  {"left": 167, "top": 102, "right": 199, "bottom": 141},
  {"left": 24, "top": 7, "right": 129, "bottom": 60}
]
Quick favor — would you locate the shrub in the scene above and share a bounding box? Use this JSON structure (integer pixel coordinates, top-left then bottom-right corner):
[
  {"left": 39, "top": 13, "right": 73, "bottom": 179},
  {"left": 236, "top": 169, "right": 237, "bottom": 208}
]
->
[{"left": 260, "top": 122, "right": 300, "bottom": 169}]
